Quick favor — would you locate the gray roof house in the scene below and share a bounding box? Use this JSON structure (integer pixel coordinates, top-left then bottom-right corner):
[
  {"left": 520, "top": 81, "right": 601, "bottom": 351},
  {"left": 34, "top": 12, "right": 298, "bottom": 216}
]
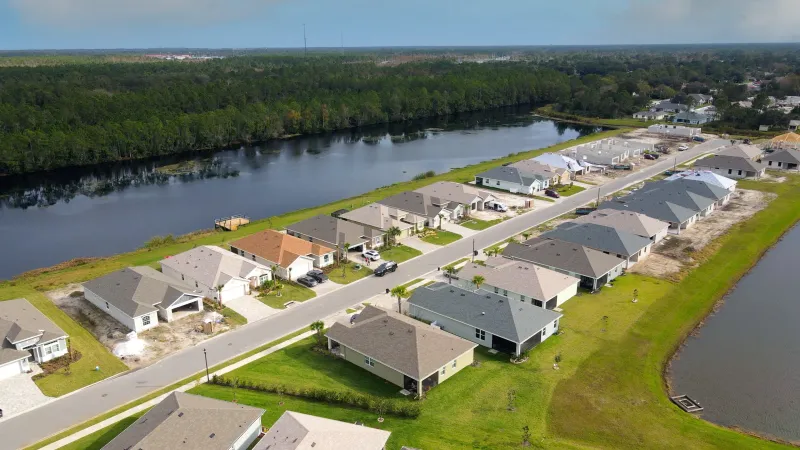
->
[
  {"left": 408, "top": 283, "right": 563, "bottom": 356},
  {"left": 509, "top": 160, "right": 570, "bottom": 185},
  {"left": 340, "top": 203, "right": 423, "bottom": 240},
  {"left": 568, "top": 138, "right": 653, "bottom": 166},
  {"left": 673, "top": 111, "right": 713, "bottom": 125},
  {"left": 693, "top": 155, "right": 766, "bottom": 179},
  {"left": 83, "top": 266, "right": 204, "bottom": 333},
  {"left": 502, "top": 239, "right": 626, "bottom": 291},
  {"left": 652, "top": 101, "right": 689, "bottom": 113},
  {"left": 474, "top": 166, "right": 547, "bottom": 195},
  {"left": 660, "top": 178, "right": 733, "bottom": 207},
  {"left": 254, "top": 411, "right": 391, "bottom": 450},
  {"left": 718, "top": 144, "right": 763, "bottom": 161},
  {"left": 689, "top": 93, "right": 714, "bottom": 104},
  {"left": 572, "top": 209, "right": 670, "bottom": 243},
  {"left": 763, "top": 149, "right": 800, "bottom": 170},
  {"left": 326, "top": 305, "right": 476, "bottom": 395},
  {"left": 414, "top": 181, "right": 496, "bottom": 213},
  {"left": 102, "top": 392, "right": 264, "bottom": 450},
  {"left": 285, "top": 214, "right": 385, "bottom": 253},
  {"left": 601, "top": 193, "right": 699, "bottom": 234},
  {"left": 377, "top": 191, "right": 449, "bottom": 227},
  {"left": 541, "top": 222, "right": 654, "bottom": 268},
  {"left": 1, "top": 299, "right": 69, "bottom": 380}
]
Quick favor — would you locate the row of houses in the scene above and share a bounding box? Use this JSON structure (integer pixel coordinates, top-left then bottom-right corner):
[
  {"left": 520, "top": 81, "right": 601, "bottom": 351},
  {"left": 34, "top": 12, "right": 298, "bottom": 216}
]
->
[{"left": 634, "top": 97, "right": 716, "bottom": 125}]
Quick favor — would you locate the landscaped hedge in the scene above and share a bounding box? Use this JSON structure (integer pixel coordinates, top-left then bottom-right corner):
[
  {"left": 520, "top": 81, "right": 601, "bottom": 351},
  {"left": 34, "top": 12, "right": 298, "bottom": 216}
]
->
[{"left": 210, "top": 375, "right": 421, "bottom": 418}]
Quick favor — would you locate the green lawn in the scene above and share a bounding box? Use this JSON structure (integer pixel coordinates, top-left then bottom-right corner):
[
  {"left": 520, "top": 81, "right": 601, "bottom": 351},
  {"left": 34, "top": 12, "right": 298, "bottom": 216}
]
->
[
  {"left": 460, "top": 218, "right": 502, "bottom": 230},
  {"left": 378, "top": 245, "right": 422, "bottom": 263},
  {"left": 258, "top": 282, "right": 316, "bottom": 309},
  {"left": 532, "top": 194, "right": 556, "bottom": 203},
  {"left": 443, "top": 257, "right": 469, "bottom": 271},
  {"left": 325, "top": 262, "right": 373, "bottom": 284},
  {"left": 58, "top": 413, "right": 143, "bottom": 450},
  {"left": 553, "top": 184, "right": 585, "bottom": 196},
  {"left": 418, "top": 229, "right": 462, "bottom": 246},
  {"left": 398, "top": 278, "right": 424, "bottom": 290}
]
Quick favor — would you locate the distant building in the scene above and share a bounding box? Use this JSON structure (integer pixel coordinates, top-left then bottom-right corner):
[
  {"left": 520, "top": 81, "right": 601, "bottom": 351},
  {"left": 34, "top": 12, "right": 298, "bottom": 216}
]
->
[
  {"left": 688, "top": 93, "right": 714, "bottom": 105},
  {"left": 633, "top": 110, "right": 667, "bottom": 121},
  {"left": 673, "top": 111, "right": 713, "bottom": 125},
  {"left": 647, "top": 124, "right": 701, "bottom": 138}
]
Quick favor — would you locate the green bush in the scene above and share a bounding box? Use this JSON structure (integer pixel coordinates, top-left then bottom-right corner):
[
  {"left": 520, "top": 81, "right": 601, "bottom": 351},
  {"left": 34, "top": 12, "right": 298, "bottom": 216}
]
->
[{"left": 412, "top": 170, "right": 436, "bottom": 180}]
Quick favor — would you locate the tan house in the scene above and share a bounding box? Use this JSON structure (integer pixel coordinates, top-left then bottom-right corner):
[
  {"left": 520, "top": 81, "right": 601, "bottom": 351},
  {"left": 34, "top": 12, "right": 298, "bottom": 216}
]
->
[
  {"left": 414, "top": 181, "right": 496, "bottom": 215},
  {"left": 509, "top": 160, "right": 571, "bottom": 185},
  {"left": 717, "top": 144, "right": 763, "bottom": 161},
  {"left": 326, "top": 305, "right": 476, "bottom": 395},
  {"left": 230, "top": 230, "right": 335, "bottom": 281},
  {"left": 339, "top": 203, "right": 425, "bottom": 241},
  {"left": 254, "top": 411, "right": 390, "bottom": 450}
]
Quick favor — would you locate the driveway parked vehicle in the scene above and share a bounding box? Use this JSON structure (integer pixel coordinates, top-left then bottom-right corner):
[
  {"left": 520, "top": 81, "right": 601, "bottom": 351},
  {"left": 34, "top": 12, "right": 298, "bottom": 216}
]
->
[
  {"left": 296, "top": 275, "right": 318, "bottom": 287},
  {"left": 306, "top": 269, "right": 328, "bottom": 283},
  {"left": 644, "top": 153, "right": 657, "bottom": 160},
  {"left": 544, "top": 189, "right": 560, "bottom": 198},
  {"left": 678, "top": 145, "right": 690, "bottom": 151},
  {"left": 374, "top": 261, "right": 398, "bottom": 277},
  {"left": 362, "top": 249, "right": 380, "bottom": 261}
]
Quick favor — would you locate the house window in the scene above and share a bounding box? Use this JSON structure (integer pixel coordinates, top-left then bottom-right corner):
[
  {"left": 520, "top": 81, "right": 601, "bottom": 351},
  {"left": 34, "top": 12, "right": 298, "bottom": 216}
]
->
[
  {"left": 251, "top": 255, "right": 256, "bottom": 261},
  {"left": 475, "top": 328, "right": 486, "bottom": 340},
  {"left": 181, "top": 274, "right": 184, "bottom": 281},
  {"left": 324, "top": 254, "right": 330, "bottom": 262},
  {"left": 308, "top": 237, "right": 313, "bottom": 242},
  {"left": 503, "top": 289, "right": 508, "bottom": 297},
  {"left": 520, "top": 295, "right": 525, "bottom": 302},
  {"left": 738, "top": 170, "right": 743, "bottom": 176},
  {"left": 778, "top": 162, "right": 782, "bottom": 167},
  {"left": 441, "top": 366, "right": 446, "bottom": 376},
  {"left": 554, "top": 320, "right": 559, "bottom": 329},
  {"left": 452, "top": 359, "right": 457, "bottom": 368},
  {"left": 728, "top": 169, "right": 732, "bottom": 174},
  {"left": 142, "top": 315, "right": 152, "bottom": 326},
  {"left": 769, "top": 161, "right": 773, "bottom": 166},
  {"left": 364, "top": 356, "right": 375, "bottom": 367},
  {"left": 493, "top": 287, "right": 499, "bottom": 294},
  {"left": 496, "top": 181, "right": 500, "bottom": 186},
  {"left": 105, "top": 302, "right": 110, "bottom": 310},
  {"left": 534, "top": 300, "right": 543, "bottom": 307},
  {"left": 541, "top": 327, "right": 547, "bottom": 337},
  {"left": 45, "top": 346, "right": 52, "bottom": 355},
  {"left": 195, "top": 281, "right": 198, "bottom": 288}
]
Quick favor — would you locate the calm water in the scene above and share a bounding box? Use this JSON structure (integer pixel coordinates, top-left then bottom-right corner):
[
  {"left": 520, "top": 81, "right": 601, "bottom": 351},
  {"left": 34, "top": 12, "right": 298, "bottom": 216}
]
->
[
  {"left": 0, "top": 106, "right": 600, "bottom": 279},
  {"left": 670, "top": 223, "right": 800, "bottom": 442}
]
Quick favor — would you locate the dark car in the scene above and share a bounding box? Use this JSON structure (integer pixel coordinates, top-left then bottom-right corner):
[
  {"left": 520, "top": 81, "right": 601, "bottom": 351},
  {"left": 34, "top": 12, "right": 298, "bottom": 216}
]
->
[
  {"left": 374, "top": 261, "right": 398, "bottom": 277},
  {"left": 544, "top": 189, "right": 560, "bottom": 199},
  {"left": 644, "top": 153, "right": 657, "bottom": 160},
  {"left": 306, "top": 269, "right": 328, "bottom": 283},
  {"left": 296, "top": 275, "right": 318, "bottom": 288}
]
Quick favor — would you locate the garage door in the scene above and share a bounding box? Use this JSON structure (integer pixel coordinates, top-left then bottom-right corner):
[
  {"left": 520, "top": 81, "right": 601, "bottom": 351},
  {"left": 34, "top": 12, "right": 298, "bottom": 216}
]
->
[
  {"left": 0, "top": 360, "right": 24, "bottom": 381},
  {"left": 220, "top": 282, "right": 247, "bottom": 302}
]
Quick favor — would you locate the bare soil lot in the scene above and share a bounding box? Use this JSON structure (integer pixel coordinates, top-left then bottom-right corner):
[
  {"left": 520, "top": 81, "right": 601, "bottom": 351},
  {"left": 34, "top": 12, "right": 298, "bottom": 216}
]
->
[
  {"left": 49, "top": 285, "right": 235, "bottom": 369},
  {"left": 469, "top": 190, "right": 530, "bottom": 221}
]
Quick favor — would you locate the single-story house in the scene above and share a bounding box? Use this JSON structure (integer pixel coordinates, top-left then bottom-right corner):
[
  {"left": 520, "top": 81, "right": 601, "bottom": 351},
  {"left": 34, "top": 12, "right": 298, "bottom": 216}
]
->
[
  {"left": 102, "top": 392, "right": 264, "bottom": 450},
  {"left": 230, "top": 230, "right": 335, "bottom": 281},
  {"left": 600, "top": 193, "right": 699, "bottom": 234},
  {"left": 542, "top": 222, "right": 653, "bottom": 268},
  {"left": 455, "top": 257, "right": 579, "bottom": 309},
  {"left": 665, "top": 170, "right": 737, "bottom": 192},
  {"left": 474, "top": 166, "right": 548, "bottom": 195},
  {"left": 693, "top": 155, "right": 766, "bottom": 179},
  {"left": 651, "top": 101, "right": 689, "bottom": 113},
  {"left": 326, "top": 305, "right": 476, "bottom": 396},
  {"left": 763, "top": 149, "right": 800, "bottom": 171},
  {"left": 377, "top": 191, "right": 457, "bottom": 227},
  {"left": 340, "top": 203, "right": 424, "bottom": 241},
  {"left": 572, "top": 209, "right": 670, "bottom": 243},
  {"left": 533, "top": 153, "right": 584, "bottom": 176},
  {"left": 662, "top": 178, "right": 734, "bottom": 208},
  {"left": 414, "top": 181, "right": 496, "bottom": 215},
  {"left": 673, "top": 111, "right": 714, "bottom": 125},
  {"left": 0, "top": 299, "right": 68, "bottom": 381},
  {"left": 408, "top": 283, "right": 562, "bottom": 357},
  {"left": 647, "top": 124, "right": 701, "bottom": 138},
  {"left": 83, "top": 267, "right": 204, "bottom": 333},
  {"left": 789, "top": 120, "right": 800, "bottom": 132},
  {"left": 285, "top": 214, "right": 385, "bottom": 255},
  {"left": 633, "top": 110, "right": 667, "bottom": 121},
  {"left": 568, "top": 139, "right": 653, "bottom": 166},
  {"left": 718, "top": 144, "right": 763, "bottom": 161},
  {"left": 689, "top": 93, "right": 714, "bottom": 105},
  {"left": 502, "top": 238, "right": 626, "bottom": 291},
  {"left": 509, "top": 160, "right": 571, "bottom": 185},
  {"left": 160, "top": 246, "right": 272, "bottom": 304},
  {"left": 254, "top": 411, "right": 391, "bottom": 450}
]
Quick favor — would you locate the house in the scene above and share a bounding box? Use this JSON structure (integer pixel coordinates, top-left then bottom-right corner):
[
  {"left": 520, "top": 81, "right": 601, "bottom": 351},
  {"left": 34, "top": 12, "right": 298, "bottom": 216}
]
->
[
  {"left": 102, "top": 392, "right": 264, "bottom": 450},
  {"left": 763, "top": 149, "right": 800, "bottom": 171},
  {"left": 572, "top": 209, "right": 670, "bottom": 243},
  {"left": 254, "top": 411, "right": 391, "bottom": 450},
  {"left": 693, "top": 155, "right": 766, "bottom": 179},
  {"left": 601, "top": 193, "right": 699, "bottom": 234},
  {"left": 326, "top": 305, "right": 476, "bottom": 395},
  {"left": 285, "top": 214, "right": 385, "bottom": 255},
  {"left": 776, "top": 96, "right": 800, "bottom": 108},
  {"left": 408, "top": 283, "right": 563, "bottom": 356},
  {"left": 673, "top": 111, "right": 713, "bottom": 125},
  {"left": 689, "top": 93, "right": 713, "bottom": 105},
  {"left": 651, "top": 101, "right": 689, "bottom": 113},
  {"left": 567, "top": 139, "right": 653, "bottom": 166},
  {"left": 789, "top": 120, "right": 800, "bottom": 132},
  {"left": 509, "top": 160, "right": 571, "bottom": 185},
  {"left": 0, "top": 299, "right": 68, "bottom": 381},
  {"left": 633, "top": 110, "right": 667, "bottom": 121},
  {"left": 533, "top": 153, "right": 584, "bottom": 176},
  {"left": 718, "top": 144, "right": 763, "bottom": 161},
  {"left": 377, "top": 191, "right": 456, "bottom": 227},
  {"left": 474, "top": 166, "right": 547, "bottom": 195},
  {"left": 659, "top": 178, "right": 734, "bottom": 208},
  {"left": 160, "top": 246, "right": 272, "bottom": 304},
  {"left": 665, "top": 170, "right": 737, "bottom": 192},
  {"left": 230, "top": 230, "right": 335, "bottom": 281},
  {"left": 455, "top": 257, "right": 579, "bottom": 309},
  {"left": 502, "top": 239, "right": 626, "bottom": 291},
  {"left": 340, "top": 203, "right": 424, "bottom": 241},
  {"left": 414, "top": 181, "right": 496, "bottom": 215},
  {"left": 83, "top": 267, "right": 204, "bottom": 333},
  {"left": 647, "top": 124, "right": 701, "bottom": 138},
  {"left": 541, "top": 222, "right": 653, "bottom": 268}
]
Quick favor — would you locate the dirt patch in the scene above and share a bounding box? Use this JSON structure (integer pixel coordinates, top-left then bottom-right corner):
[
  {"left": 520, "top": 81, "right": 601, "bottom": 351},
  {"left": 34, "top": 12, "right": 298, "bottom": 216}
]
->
[
  {"left": 469, "top": 190, "right": 530, "bottom": 221},
  {"left": 761, "top": 172, "right": 787, "bottom": 183},
  {"left": 49, "top": 284, "right": 234, "bottom": 369},
  {"left": 630, "top": 189, "right": 774, "bottom": 280}
]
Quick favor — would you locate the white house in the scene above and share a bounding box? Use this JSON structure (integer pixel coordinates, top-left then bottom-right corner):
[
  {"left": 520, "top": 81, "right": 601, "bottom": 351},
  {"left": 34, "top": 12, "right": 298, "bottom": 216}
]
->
[
  {"left": 533, "top": 153, "right": 584, "bottom": 176},
  {"left": 633, "top": 110, "right": 667, "bottom": 121},
  {"left": 647, "top": 124, "right": 701, "bottom": 138},
  {"left": 475, "top": 166, "right": 547, "bottom": 195},
  {"left": 160, "top": 246, "right": 272, "bottom": 304},
  {"left": 230, "top": 230, "right": 335, "bottom": 281},
  {"left": 0, "top": 299, "right": 69, "bottom": 381}
]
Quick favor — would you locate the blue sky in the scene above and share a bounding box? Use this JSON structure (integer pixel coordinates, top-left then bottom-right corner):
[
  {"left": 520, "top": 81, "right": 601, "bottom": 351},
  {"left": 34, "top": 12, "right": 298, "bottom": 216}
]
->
[{"left": 1, "top": 0, "right": 798, "bottom": 50}]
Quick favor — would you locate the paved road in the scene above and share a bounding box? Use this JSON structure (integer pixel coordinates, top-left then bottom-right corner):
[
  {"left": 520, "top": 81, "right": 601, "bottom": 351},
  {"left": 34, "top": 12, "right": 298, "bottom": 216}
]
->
[{"left": 0, "top": 139, "right": 727, "bottom": 450}]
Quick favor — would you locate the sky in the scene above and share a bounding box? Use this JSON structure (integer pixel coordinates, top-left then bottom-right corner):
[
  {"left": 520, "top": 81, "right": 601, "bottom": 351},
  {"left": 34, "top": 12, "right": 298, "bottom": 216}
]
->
[{"left": 1, "top": 0, "right": 799, "bottom": 50}]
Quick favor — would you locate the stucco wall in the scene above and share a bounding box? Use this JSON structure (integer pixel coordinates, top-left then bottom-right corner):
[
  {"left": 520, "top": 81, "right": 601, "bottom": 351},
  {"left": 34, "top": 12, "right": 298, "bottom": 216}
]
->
[
  {"left": 84, "top": 288, "right": 158, "bottom": 332},
  {"left": 476, "top": 176, "right": 537, "bottom": 195},
  {"left": 341, "top": 345, "right": 406, "bottom": 387},
  {"left": 436, "top": 350, "right": 474, "bottom": 383},
  {"left": 232, "top": 418, "right": 263, "bottom": 450}
]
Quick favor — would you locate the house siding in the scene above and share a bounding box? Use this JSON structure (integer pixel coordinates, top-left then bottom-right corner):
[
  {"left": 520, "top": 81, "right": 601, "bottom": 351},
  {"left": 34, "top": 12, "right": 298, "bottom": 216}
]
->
[
  {"left": 84, "top": 288, "right": 159, "bottom": 333},
  {"left": 695, "top": 165, "right": 765, "bottom": 180},
  {"left": 453, "top": 279, "right": 579, "bottom": 309},
  {"left": 437, "top": 351, "right": 473, "bottom": 383},
  {"left": 475, "top": 176, "right": 539, "bottom": 195},
  {"left": 35, "top": 338, "right": 68, "bottom": 363},
  {"left": 232, "top": 418, "right": 263, "bottom": 450},
  {"left": 409, "top": 305, "right": 498, "bottom": 349},
  {"left": 340, "top": 345, "right": 406, "bottom": 387}
]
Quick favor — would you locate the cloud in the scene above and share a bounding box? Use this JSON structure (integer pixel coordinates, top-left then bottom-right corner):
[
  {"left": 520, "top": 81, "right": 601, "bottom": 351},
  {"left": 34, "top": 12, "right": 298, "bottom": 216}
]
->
[{"left": 9, "top": 0, "right": 284, "bottom": 27}]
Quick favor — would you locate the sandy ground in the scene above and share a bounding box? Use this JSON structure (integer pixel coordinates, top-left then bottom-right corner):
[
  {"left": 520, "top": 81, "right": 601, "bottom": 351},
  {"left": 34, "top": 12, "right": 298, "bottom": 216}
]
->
[
  {"left": 630, "top": 189, "right": 774, "bottom": 280},
  {"left": 49, "top": 285, "right": 234, "bottom": 369},
  {"left": 469, "top": 190, "right": 531, "bottom": 221}
]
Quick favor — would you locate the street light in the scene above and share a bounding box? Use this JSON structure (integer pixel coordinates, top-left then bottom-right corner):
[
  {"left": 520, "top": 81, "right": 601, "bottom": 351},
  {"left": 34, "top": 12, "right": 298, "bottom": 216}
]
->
[{"left": 203, "top": 348, "right": 210, "bottom": 382}]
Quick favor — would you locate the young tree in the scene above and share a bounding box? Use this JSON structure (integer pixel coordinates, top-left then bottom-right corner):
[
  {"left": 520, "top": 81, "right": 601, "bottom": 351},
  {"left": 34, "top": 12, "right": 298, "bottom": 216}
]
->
[
  {"left": 521, "top": 231, "right": 532, "bottom": 241},
  {"left": 387, "top": 226, "right": 401, "bottom": 248},
  {"left": 342, "top": 242, "right": 351, "bottom": 277},
  {"left": 472, "top": 275, "right": 485, "bottom": 291},
  {"left": 215, "top": 284, "right": 224, "bottom": 307},
  {"left": 390, "top": 285, "right": 408, "bottom": 314},
  {"left": 444, "top": 266, "right": 457, "bottom": 284},
  {"left": 310, "top": 320, "right": 325, "bottom": 346},
  {"left": 522, "top": 425, "right": 531, "bottom": 447}
]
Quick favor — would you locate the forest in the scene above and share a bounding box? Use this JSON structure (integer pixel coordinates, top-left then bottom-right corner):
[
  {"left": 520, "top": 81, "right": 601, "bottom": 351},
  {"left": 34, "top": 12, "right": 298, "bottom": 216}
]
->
[{"left": 1, "top": 47, "right": 800, "bottom": 175}]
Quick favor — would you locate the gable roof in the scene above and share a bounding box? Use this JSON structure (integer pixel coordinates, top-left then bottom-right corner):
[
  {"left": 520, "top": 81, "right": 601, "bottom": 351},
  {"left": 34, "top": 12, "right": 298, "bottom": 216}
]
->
[
  {"left": 102, "top": 392, "right": 264, "bottom": 450},
  {"left": 377, "top": 191, "right": 446, "bottom": 219},
  {"left": 285, "top": 215, "right": 382, "bottom": 248},
  {"left": 601, "top": 194, "right": 698, "bottom": 224},
  {"left": 161, "top": 246, "right": 268, "bottom": 289},
  {"left": 0, "top": 299, "right": 67, "bottom": 364},
  {"left": 542, "top": 222, "right": 652, "bottom": 257},
  {"left": 763, "top": 149, "right": 800, "bottom": 165},
  {"left": 693, "top": 155, "right": 765, "bottom": 173},
  {"left": 340, "top": 204, "right": 421, "bottom": 232},
  {"left": 573, "top": 209, "right": 669, "bottom": 239},
  {"left": 476, "top": 166, "right": 544, "bottom": 186},
  {"left": 509, "top": 160, "right": 562, "bottom": 179},
  {"left": 633, "top": 180, "right": 719, "bottom": 211},
  {"left": 653, "top": 101, "right": 689, "bottom": 112},
  {"left": 409, "top": 283, "right": 562, "bottom": 343},
  {"left": 689, "top": 93, "right": 713, "bottom": 101},
  {"left": 665, "top": 170, "right": 737, "bottom": 190},
  {"left": 83, "top": 267, "right": 199, "bottom": 317},
  {"left": 414, "top": 181, "right": 494, "bottom": 206},
  {"left": 533, "top": 153, "right": 583, "bottom": 172},
  {"left": 230, "top": 230, "right": 334, "bottom": 269},
  {"left": 503, "top": 239, "right": 625, "bottom": 278},
  {"left": 718, "top": 144, "right": 762, "bottom": 160},
  {"left": 326, "top": 305, "right": 476, "bottom": 380},
  {"left": 457, "top": 257, "right": 578, "bottom": 302},
  {"left": 674, "top": 111, "right": 711, "bottom": 122},
  {"left": 662, "top": 178, "right": 731, "bottom": 202},
  {"left": 254, "top": 411, "right": 391, "bottom": 450}
]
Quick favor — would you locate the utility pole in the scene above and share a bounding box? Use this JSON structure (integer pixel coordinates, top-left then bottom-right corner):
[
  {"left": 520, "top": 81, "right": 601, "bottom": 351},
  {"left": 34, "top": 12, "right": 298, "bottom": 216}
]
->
[
  {"left": 472, "top": 239, "right": 476, "bottom": 262},
  {"left": 596, "top": 187, "right": 601, "bottom": 207},
  {"left": 303, "top": 24, "right": 307, "bottom": 58},
  {"left": 203, "top": 348, "right": 210, "bottom": 382}
]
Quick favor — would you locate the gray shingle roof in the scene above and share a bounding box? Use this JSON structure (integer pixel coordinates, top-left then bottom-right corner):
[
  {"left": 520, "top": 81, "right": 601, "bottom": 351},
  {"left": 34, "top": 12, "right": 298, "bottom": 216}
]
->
[
  {"left": 377, "top": 191, "right": 446, "bottom": 220},
  {"left": 414, "top": 181, "right": 494, "bottom": 206},
  {"left": 326, "top": 305, "right": 476, "bottom": 380},
  {"left": 763, "top": 149, "right": 800, "bottom": 165},
  {"left": 457, "top": 257, "right": 578, "bottom": 302},
  {"left": 102, "top": 392, "right": 264, "bottom": 450},
  {"left": 694, "top": 155, "right": 765, "bottom": 173},
  {"left": 573, "top": 209, "right": 669, "bottom": 239},
  {"left": 408, "top": 283, "right": 562, "bottom": 343},
  {"left": 502, "top": 239, "right": 625, "bottom": 278},
  {"left": 83, "top": 267, "right": 199, "bottom": 317},
  {"left": 636, "top": 180, "right": 721, "bottom": 211},
  {"left": 161, "top": 246, "right": 267, "bottom": 289},
  {"left": 0, "top": 298, "right": 67, "bottom": 348},
  {"left": 663, "top": 178, "right": 731, "bottom": 202},
  {"left": 717, "top": 144, "right": 762, "bottom": 160},
  {"left": 542, "top": 222, "right": 652, "bottom": 258},
  {"left": 476, "top": 166, "right": 543, "bottom": 186},
  {"left": 601, "top": 195, "right": 697, "bottom": 224},
  {"left": 285, "top": 214, "right": 382, "bottom": 248},
  {"left": 254, "top": 411, "right": 391, "bottom": 450}
]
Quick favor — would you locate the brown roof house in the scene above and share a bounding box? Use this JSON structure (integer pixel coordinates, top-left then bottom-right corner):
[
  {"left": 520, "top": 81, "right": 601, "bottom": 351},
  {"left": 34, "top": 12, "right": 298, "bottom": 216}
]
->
[
  {"left": 102, "top": 392, "right": 264, "bottom": 450},
  {"left": 0, "top": 299, "right": 68, "bottom": 381},
  {"left": 326, "top": 305, "right": 476, "bottom": 395},
  {"left": 254, "top": 411, "right": 391, "bottom": 450},
  {"left": 230, "top": 230, "right": 335, "bottom": 281}
]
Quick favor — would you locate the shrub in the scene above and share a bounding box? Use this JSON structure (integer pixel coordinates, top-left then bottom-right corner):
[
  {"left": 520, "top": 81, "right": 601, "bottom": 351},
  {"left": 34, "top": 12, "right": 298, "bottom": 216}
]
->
[{"left": 412, "top": 170, "right": 436, "bottom": 181}]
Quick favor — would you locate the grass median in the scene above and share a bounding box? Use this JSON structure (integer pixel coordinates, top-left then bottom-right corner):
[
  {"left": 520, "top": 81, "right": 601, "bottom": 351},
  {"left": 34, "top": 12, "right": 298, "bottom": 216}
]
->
[
  {"left": 460, "top": 218, "right": 503, "bottom": 230},
  {"left": 418, "top": 229, "right": 462, "bottom": 246}
]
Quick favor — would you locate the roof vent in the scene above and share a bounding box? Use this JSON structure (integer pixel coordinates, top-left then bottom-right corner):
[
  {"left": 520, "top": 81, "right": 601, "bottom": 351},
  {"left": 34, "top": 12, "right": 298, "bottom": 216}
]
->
[
  {"left": 481, "top": 312, "right": 486, "bottom": 315},
  {"left": 209, "top": 433, "right": 215, "bottom": 439},
  {"left": 460, "top": 293, "right": 465, "bottom": 296},
  {"left": 407, "top": 329, "right": 413, "bottom": 333},
  {"left": 178, "top": 412, "right": 184, "bottom": 417}
]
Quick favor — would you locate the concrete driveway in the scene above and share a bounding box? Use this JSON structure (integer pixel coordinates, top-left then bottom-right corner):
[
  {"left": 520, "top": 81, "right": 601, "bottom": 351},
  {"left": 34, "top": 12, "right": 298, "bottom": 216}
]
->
[
  {"left": 0, "top": 369, "right": 51, "bottom": 421},
  {"left": 224, "top": 295, "right": 277, "bottom": 323},
  {"left": 400, "top": 236, "right": 441, "bottom": 253},
  {"left": 310, "top": 280, "right": 343, "bottom": 296},
  {"left": 442, "top": 221, "right": 478, "bottom": 238}
]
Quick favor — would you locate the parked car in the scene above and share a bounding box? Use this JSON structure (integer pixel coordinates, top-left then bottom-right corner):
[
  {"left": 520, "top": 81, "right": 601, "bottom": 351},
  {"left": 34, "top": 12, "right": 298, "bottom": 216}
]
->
[
  {"left": 692, "top": 136, "right": 706, "bottom": 142},
  {"left": 296, "top": 276, "right": 318, "bottom": 287},
  {"left": 643, "top": 153, "right": 657, "bottom": 160},
  {"left": 544, "top": 189, "right": 560, "bottom": 198},
  {"left": 487, "top": 201, "right": 508, "bottom": 212},
  {"left": 575, "top": 207, "right": 597, "bottom": 215},
  {"left": 362, "top": 249, "right": 381, "bottom": 261},
  {"left": 612, "top": 164, "right": 633, "bottom": 170},
  {"left": 306, "top": 269, "right": 328, "bottom": 283},
  {"left": 678, "top": 145, "right": 690, "bottom": 151},
  {"left": 374, "top": 261, "right": 398, "bottom": 277}
]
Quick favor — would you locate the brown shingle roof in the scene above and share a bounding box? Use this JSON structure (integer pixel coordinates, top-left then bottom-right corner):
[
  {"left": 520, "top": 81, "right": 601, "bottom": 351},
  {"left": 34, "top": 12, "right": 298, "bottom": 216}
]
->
[{"left": 230, "top": 230, "right": 333, "bottom": 269}]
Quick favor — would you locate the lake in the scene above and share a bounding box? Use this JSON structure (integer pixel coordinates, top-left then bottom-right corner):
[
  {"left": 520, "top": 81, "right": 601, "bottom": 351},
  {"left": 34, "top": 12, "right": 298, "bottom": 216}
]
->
[
  {"left": 670, "top": 223, "right": 800, "bottom": 442},
  {"left": 0, "top": 106, "right": 600, "bottom": 279}
]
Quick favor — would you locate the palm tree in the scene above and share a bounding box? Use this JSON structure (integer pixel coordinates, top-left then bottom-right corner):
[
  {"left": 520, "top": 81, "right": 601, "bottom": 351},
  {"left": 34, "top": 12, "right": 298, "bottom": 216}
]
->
[
  {"left": 215, "top": 284, "right": 224, "bottom": 307},
  {"left": 444, "top": 266, "right": 457, "bottom": 284},
  {"left": 438, "top": 212, "right": 446, "bottom": 230},
  {"left": 472, "top": 275, "right": 485, "bottom": 291},
  {"left": 521, "top": 231, "right": 532, "bottom": 241},
  {"left": 342, "top": 242, "right": 351, "bottom": 277},
  {"left": 387, "top": 226, "right": 401, "bottom": 248},
  {"left": 310, "top": 320, "right": 325, "bottom": 346},
  {"left": 390, "top": 285, "right": 408, "bottom": 314}
]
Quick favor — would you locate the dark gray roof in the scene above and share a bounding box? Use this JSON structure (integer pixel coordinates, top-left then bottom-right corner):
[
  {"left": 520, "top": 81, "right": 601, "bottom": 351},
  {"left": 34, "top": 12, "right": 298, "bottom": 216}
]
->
[
  {"left": 637, "top": 180, "right": 721, "bottom": 211},
  {"left": 377, "top": 191, "right": 446, "bottom": 219},
  {"left": 286, "top": 214, "right": 382, "bottom": 247},
  {"left": 763, "top": 149, "right": 800, "bottom": 165},
  {"left": 408, "top": 283, "right": 562, "bottom": 343},
  {"left": 663, "top": 178, "right": 731, "bottom": 202},
  {"left": 674, "top": 111, "right": 710, "bottom": 122},
  {"left": 502, "top": 239, "right": 625, "bottom": 279},
  {"left": 653, "top": 101, "right": 689, "bottom": 112},
  {"left": 476, "top": 166, "right": 543, "bottom": 186},
  {"left": 694, "top": 155, "right": 765, "bottom": 173},
  {"left": 83, "top": 267, "right": 200, "bottom": 317},
  {"left": 542, "top": 222, "right": 652, "bottom": 258},
  {"left": 102, "top": 392, "right": 264, "bottom": 450},
  {"left": 0, "top": 298, "right": 67, "bottom": 355},
  {"left": 689, "top": 93, "right": 713, "bottom": 101},
  {"left": 601, "top": 195, "right": 697, "bottom": 224}
]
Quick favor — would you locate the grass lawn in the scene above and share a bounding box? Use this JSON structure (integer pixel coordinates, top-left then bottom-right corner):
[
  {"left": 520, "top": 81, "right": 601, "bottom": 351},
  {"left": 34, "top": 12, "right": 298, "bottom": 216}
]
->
[
  {"left": 443, "top": 257, "right": 469, "bottom": 271},
  {"left": 257, "top": 282, "right": 316, "bottom": 309},
  {"left": 325, "top": 262, "right": 373, "bottom": 284},
  {"left": 553, "top": 184, "right": 585, "bottom": 196},
  {"left": 58, "top": 413, "right": 143, "bottom": 450},
  {"left": 532, "top": 194, "right": 556, "bottom": 203},
  {"left": 398, "top": 278, "right": 424, "bottom": 290},
  {"left": 460, "top": 218, "right": 503, "bottom": 230},
  {"left": 378, "top": 245, "right": 422, "bottom": 263},
  {"left": 418, "top": 229, "right": 462, "bottom": 246}
]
